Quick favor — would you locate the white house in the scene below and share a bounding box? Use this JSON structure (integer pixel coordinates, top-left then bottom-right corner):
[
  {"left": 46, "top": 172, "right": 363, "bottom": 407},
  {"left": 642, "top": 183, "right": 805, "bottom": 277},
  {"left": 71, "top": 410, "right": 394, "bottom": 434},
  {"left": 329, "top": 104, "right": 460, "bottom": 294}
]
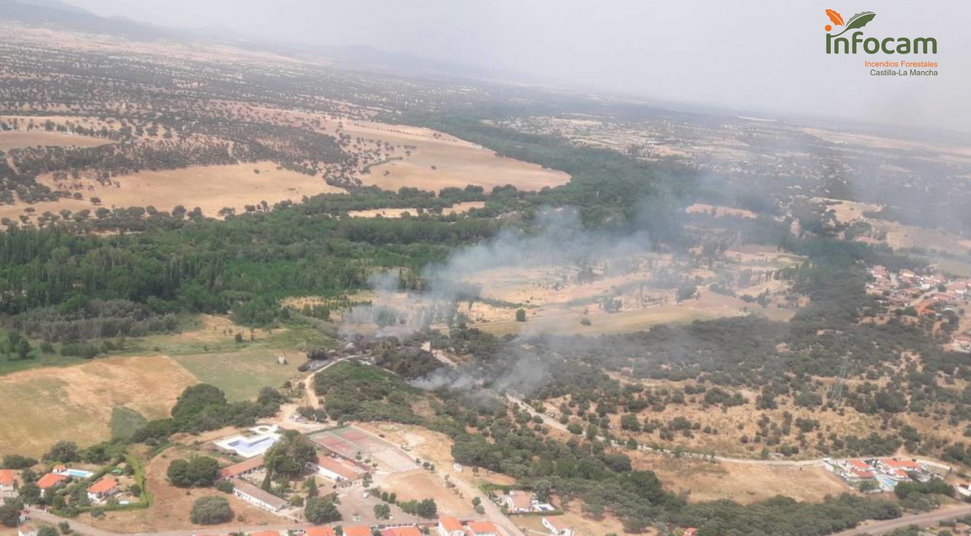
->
[
  {"left": 437, "top": 517, "right": 465, "bottom": 536},
  {"left": 231, "top": 479, "right": 288, "bottom": 513},
  {"left": 501, "top": 490, "right": 534, "bottom": 513},
  {"left": 18, "top": 525, "right": 38, "bottom": 536},
  {"left": 542, "top": 517, "right": 573, "bottom": 536},
  {"left": 86, "top": 477, "right": 119, "bottom": 503},
  {"left": 0, "top": 470, "right": 17, "bottom": 495},
  {"left": 307, "top": 454, "right": 364, "bottom": 482}
]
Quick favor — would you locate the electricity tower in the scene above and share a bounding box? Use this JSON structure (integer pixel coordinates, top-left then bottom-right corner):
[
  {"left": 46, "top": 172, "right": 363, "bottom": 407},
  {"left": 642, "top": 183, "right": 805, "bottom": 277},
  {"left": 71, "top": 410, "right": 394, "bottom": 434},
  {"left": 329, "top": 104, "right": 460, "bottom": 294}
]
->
[{"left": 829, "top": 354, "right": 851, "bottom": 406}]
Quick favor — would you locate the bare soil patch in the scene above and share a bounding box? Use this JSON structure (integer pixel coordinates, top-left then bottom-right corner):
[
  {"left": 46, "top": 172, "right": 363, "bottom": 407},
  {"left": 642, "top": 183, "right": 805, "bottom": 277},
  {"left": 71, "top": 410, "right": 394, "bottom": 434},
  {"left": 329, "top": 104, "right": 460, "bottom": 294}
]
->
[
  {"left": 631, "top": 450, "right": 848, "bottom": 504},
  {"left": 0, "top": 130, "right": 109, "bottom": 150},
  {"left": 383, "top": 469, "right": 475, "bottom": 517}
]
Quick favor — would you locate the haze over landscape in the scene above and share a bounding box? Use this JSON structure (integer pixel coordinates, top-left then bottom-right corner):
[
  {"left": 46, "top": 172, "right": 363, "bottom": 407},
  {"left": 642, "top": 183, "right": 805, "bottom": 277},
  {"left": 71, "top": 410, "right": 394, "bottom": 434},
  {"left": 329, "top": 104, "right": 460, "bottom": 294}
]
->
[
  {"left": 65, "top": 0, "right": 971, "bottom": 131},
  {"left": 1, "top": 2, "right": 971, "bottom": 536}
]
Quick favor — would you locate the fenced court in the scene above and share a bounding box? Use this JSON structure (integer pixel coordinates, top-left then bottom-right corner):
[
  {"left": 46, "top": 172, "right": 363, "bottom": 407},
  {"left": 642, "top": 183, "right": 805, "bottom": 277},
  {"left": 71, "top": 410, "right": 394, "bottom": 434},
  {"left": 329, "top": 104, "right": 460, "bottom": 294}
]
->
[{"left": 310, "top": 426, "right": 418, "bottom": 472}]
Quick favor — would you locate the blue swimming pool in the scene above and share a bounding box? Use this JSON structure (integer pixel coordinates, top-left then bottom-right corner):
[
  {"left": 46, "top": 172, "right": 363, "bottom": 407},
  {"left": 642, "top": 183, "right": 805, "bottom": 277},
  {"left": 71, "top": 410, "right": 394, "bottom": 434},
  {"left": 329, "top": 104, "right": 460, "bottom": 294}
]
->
[
  {"left": 65, "top": 469, "right": 94, "bottom": 478},
  {"left": 876, "top": 476, "right": 898, "bottom": 492},
  {"left": 223, "top": 434, "right": 280, "bottom": 457}
]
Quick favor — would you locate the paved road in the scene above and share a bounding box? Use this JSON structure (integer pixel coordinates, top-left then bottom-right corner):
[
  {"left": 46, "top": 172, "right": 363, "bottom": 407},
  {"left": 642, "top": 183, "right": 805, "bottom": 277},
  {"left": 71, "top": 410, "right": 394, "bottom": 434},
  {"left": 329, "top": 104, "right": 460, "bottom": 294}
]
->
[
  {"left": 831, "top": 504, "right": 971, "bottom": 535},
  {"left": 442, "top": 470, "right": 526, "bottom": 536}
]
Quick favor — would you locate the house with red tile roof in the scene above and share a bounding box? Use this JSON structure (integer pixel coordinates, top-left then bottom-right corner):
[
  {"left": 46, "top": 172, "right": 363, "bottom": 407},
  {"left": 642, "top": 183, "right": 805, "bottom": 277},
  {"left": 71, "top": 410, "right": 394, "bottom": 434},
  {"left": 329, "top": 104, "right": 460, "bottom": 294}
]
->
[
  {"left": 342, "top": 525, "right": 372, "bottom": 536},
  {"left": 880, "top": 458, "right": 922, "bottom": 470},
  {"left": 36, "top": 473, "right": 68, "bottom": 497},
  {"left": 0, "top": 470, "right": 18, "bottom": 494},
  {"left": 217, "top": 455, "right": 265, "bottom": 481},
  {"left": 86, "top": 476, "right": 119, "bottom": 503},
  {"left": 308, "top": 454, "right": 365, "bottom": 482},
  {"left": 381, "top": 526, "right": 423, "bottom": 536},
  {"left": 465, "top": 521, "right": 499, "bottom": 536},
  {"left": 305, "top": 527, "right": 337, "bottom": 536},
  {"left": 17, "top": 525, "right": 37, "bottom": 536},
  {"left": 438, "top": 517, "right": 465, "bottom": 536}
]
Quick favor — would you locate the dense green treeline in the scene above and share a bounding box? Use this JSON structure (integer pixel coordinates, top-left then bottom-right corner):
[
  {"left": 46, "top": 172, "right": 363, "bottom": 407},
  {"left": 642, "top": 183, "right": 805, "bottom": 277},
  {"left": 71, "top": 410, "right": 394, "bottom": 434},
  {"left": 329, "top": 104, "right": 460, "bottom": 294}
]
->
[{"left": 390, "top": 113, "right": 698, "bottom": 233}]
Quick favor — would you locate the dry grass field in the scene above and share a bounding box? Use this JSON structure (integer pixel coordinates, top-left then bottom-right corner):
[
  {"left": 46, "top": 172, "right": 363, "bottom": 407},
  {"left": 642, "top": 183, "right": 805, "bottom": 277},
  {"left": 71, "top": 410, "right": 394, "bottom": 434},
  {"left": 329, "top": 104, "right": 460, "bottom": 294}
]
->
[
  {"left": 0, "top": 130, "right": 109, "bottom": 150},
  {"left": 630, "top": 451, "right": 848, "bottom": 504},
  {"left": 245, "top": 107, "right": 572, "bottom": 192},
  {"left": 0, "top": 162, "right": 346, "bottom": 223},
  {"left": 514, "top": 506, "right": 635, "bottom": 536},
  {"left": 821, "top": 197, "right": 971, "bottom": 254},
  {"left": 44, "top": 161, "right": 342, "bottom": 213},
  {"left": 0, "top": 315, "right": 318, "bottom": 456},
  {"left": 474, "top": 305, "right": 723, "bottom": 336},
  {"left": 347, "top": 201, "right": 486, "bottom": 218},
  {"left": 383, "top": 469, "right": 476, "bottom": 517},
  {"left": 361, "top": 143, "right": 570, "bottom": 192},
  {"left": 0, "top": 355, "right": 197, "bottom": 456}
]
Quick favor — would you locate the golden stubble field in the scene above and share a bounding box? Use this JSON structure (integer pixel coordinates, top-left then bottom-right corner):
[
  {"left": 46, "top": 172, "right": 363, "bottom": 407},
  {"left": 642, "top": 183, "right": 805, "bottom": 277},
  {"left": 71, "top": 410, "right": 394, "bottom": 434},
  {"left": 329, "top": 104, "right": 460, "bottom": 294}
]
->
[
  {"left": 629, "top": 450, "right": 848, "bottom": 504},
  {"left": 243, "top": 105, "right": 572, "bottom": 192},
  {"left": 0, "top": 355, "right": 197, "bottom": 457},
  {"left": 0, "top": 315, "right": 309, "bottom": 457},
  {"left": 0, "top": 161, "right": 345, "bottom": 223},
  {"left": 0, "top": 130, "right": 110, "bottom": 150}
]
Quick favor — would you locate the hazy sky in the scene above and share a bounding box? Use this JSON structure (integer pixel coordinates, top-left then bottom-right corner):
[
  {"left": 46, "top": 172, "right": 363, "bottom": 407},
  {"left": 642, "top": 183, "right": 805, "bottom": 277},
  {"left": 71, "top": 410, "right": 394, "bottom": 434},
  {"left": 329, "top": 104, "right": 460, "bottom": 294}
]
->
[{"left": 66, "top": 0, "right": 970, "bottom": 132}]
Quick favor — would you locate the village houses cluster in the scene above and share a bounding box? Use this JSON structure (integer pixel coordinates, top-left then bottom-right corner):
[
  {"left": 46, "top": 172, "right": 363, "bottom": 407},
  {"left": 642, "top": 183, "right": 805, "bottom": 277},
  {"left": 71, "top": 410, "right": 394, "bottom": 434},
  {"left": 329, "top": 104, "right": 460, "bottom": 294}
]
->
[
  {"left": 824, "top": 457, "right": 943, "bottom": 493},
  {"left": 867, "top": 265, "right": 971, "bottom": 351}
]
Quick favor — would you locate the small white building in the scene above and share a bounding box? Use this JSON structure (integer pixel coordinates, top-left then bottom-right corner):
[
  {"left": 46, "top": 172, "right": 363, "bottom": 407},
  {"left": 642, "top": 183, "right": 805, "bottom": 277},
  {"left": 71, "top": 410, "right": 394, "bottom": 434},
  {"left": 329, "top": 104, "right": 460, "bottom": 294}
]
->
[
  {"left": 18, "top": 525, "right": 37, "bottom": 536},
  {"left": 542, "top": 517, "right": 573, "bottom": 536},
  {"left": 307, "top": 454, "right": 365, "bottom": 482},
  {"left": 231, "top": 479, "right": 288, "bottom": 513}
]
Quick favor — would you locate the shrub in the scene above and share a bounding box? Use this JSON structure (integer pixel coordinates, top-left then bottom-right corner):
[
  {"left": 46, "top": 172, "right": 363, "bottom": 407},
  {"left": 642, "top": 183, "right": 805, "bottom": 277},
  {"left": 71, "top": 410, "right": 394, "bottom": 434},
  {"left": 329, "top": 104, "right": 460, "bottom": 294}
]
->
[{"left": 190, "top": 496, "right": 233, "bottom": 525}]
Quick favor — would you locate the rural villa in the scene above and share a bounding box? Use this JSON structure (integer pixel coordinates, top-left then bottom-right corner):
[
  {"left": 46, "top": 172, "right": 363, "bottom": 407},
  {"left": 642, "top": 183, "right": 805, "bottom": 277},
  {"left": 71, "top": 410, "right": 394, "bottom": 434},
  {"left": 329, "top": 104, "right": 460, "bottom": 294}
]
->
[
  {"left": 499, "top": 489, "right": 554, "bottom": 513},
  {"left": 36, "top": 473, "right": 69, "bottom": 497},
  {"left": 86, "top": 476, "right": 119, "bottom": 503}
]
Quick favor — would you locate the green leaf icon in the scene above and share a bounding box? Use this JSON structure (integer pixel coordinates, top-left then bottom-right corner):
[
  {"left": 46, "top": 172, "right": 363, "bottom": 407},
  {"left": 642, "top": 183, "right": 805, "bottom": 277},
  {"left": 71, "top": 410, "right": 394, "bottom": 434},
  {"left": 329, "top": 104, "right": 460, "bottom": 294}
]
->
[
  {"left": 833, "top": 11, "right": 876, "bottom": 36},
  {"left": 845, "top": 11, "right": 876, "bottom": 29}
]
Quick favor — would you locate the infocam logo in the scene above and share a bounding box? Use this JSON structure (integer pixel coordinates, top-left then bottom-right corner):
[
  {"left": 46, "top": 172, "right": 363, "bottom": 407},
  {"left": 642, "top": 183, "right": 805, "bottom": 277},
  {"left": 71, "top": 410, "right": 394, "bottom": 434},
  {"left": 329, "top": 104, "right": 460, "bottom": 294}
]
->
[{"left": 824, "top": 9, "right": 937, "bottom": 55}]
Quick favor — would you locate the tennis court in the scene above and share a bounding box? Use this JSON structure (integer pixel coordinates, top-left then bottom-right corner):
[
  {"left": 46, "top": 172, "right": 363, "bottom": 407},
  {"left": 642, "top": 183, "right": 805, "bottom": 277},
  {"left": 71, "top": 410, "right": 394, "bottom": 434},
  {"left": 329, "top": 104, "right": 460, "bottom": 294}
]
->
[{"left": 310, "top": 425, "right": 418, "bottom": 472}]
